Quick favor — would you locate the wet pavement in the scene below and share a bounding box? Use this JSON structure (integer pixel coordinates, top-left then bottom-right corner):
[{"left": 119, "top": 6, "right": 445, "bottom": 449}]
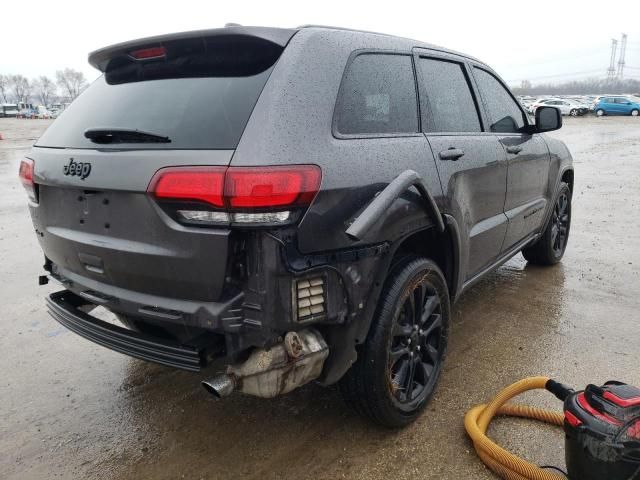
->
[{"left": 1, "top": 116, "right": 639, "bottom": 479}]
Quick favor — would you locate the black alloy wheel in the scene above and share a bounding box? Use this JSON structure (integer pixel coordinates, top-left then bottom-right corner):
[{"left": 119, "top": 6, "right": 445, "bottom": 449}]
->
[
  {"left": 522, "top": 182, "right": 572, "bottom": 265},
  {"left": 339, "top": 257, "right": 450, "bottom": 427},
  {"left": 388, "top": 278, "right": 444, "bottom": 410}
]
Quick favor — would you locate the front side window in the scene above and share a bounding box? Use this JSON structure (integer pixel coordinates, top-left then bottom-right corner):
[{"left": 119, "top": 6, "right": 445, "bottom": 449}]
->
[
  {"left": 335, "top": 53, "right": 419, "bottom": 135},
  {"left": 473, "top": 68, "right": 526, "bottom": 134},
  {"left": 419, "top": 57, "right": 481, "bottom": 133}
]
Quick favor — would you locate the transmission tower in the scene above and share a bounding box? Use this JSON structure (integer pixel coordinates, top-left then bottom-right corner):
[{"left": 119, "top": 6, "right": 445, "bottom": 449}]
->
[
  {"left": 617, "top": 34, "right": 627, "bottom": 79},
  {"left": 607, "top": 39, "right": 618, "bottom": 81}
]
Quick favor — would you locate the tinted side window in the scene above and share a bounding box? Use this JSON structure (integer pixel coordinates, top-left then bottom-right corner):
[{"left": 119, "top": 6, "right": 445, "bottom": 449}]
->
[
  {"left": 419, "top": 58, "right": 481, "bottom": 133},
  {"left": 473, "top": 68, "right": 526, "bottom": 133},
  {"left": 335, "top": 54, "right": 418, "bottom": 135}
]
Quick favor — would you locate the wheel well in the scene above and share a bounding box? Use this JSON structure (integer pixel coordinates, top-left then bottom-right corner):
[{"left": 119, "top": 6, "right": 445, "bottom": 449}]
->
[
  {"left": 562, "top": 169, "right": 574, "bottom": 193},
  {"left": 390, "top": 227, "right": 455, "bottom": 296}
]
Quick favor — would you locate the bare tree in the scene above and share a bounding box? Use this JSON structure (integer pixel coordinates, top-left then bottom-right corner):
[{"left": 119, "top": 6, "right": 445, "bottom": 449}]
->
[
  {"left": 0, "top": 74, "right": 9, "bottom": 103},
  {"left": 512, "top": 78, "right": 640, "bottom": 96},
  {"left": 56, "top": 68, "right": 87, "bottom": 101},
  {"left": 10, "top": 74, "right": 31, "bottom": 103},
  {"left": 33, "top": 76, "right": 57, "bottom": 105}
]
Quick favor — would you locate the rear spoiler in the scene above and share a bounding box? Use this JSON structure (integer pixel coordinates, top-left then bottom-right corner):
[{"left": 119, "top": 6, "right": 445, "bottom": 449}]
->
[{"left": 88, "top": 26, "right": 298, "bottom": 72}]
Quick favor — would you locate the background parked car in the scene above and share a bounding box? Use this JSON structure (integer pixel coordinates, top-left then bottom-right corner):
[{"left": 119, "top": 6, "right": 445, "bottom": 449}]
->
[
  {"left": 594, "top": 96, "right": 640, "bottom": 116},
  {"left": 532, "top": 98, "right": 587, "bottom": 116}
]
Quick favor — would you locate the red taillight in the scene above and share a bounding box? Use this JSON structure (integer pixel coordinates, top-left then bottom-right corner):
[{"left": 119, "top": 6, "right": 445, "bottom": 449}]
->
[
  {"left": 150, "top": 166, "right": 226, "bottom": 207},
  {"left": 130, "top": 46, "right": 166, "bottom": 60},
  {"left": 225, "top": 166, "right": 321, "bottom": 208},
  {"left": 148, "top": 165, "right": 321, "bottom": 222},
  {"left": 19, "top": 158, "right": 36, "bottom": 202}
]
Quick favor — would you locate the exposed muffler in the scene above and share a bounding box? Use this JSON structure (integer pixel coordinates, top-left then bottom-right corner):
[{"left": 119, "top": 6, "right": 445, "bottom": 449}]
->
[{"left": 201, "top": 329, "right": 329, "bottom": 399}]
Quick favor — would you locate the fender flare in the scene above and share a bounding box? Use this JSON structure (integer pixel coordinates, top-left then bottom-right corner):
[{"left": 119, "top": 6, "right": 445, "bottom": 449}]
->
[{"left": 345, "top": 169, "right": 445, "bottom": 241}]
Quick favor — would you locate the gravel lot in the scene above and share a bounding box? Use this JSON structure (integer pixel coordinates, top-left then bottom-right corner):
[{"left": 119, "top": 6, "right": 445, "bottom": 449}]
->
[{"left": 1, "top": 116, "right": 639, "bottom": 479}]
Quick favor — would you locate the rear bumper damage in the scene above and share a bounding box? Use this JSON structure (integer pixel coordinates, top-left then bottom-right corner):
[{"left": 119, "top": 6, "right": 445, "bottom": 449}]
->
[
  {"left": 47, "top": 290, "right": 209, "bottom": 371},
  {"left": 42, "top": 229, "right": 390, "bottom": 396}
]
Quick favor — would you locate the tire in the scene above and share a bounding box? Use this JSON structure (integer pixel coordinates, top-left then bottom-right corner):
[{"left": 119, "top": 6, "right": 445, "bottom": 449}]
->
[
  {"left": 522, "top": 182, "right": 572, "bottom": 266},
  {"left": 339, "top": 256, "right": 450, "bottom": 428},
  {"left": 632, "top": 109, "right": 639, "bottom": 117},
  {"left": 570, "top": 109, "right": 578, "bottom": 117},
  {"left": 596, "top": 109, "right": 605, "bottom": 117}
]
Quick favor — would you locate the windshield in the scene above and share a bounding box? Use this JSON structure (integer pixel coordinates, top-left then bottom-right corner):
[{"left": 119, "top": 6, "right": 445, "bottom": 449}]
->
[{"left": 36, "top": 69, "right": 273, "bottom": 150}]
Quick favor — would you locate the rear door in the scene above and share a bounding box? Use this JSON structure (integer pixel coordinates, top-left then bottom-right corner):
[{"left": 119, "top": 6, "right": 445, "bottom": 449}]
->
[
  {"left": 29, "top": 30, "right": 291, "bottom": 301},
  {"left": 415, "top": 50, "right": 508, "bottom": 279},
  {"left": 603, "top": 97, "right": 618, "bottom": 114},
  {"left": 470, "top": 65, "right": 551, "bottom": 253}
]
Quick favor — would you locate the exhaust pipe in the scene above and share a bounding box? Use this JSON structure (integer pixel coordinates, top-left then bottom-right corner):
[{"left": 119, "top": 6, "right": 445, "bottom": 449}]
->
[
  {"left": 201, "top": 374, "right": 235, "bottom": 398},
  {"left": 201, "top": 329, "right": 329, "bottom": 399}
]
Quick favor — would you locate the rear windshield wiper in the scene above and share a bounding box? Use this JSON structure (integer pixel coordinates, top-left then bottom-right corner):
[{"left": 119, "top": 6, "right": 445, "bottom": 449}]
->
[{"left": 84, "top": 128, "right": 171, "bottom": 144}]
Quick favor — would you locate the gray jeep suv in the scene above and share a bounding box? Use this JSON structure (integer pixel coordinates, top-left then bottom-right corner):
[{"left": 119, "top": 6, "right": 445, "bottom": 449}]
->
[{"left": 20, "top": 25, "right": 573, "bottom": 427}]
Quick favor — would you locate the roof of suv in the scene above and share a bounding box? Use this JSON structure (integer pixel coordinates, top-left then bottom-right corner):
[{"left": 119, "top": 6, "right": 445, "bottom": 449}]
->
[{"left": 89, "top": 24, "right": 484, "bottom": 72}]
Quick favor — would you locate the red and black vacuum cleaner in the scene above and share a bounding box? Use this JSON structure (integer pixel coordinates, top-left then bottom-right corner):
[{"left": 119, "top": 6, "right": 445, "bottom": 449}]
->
[
  {"left": 465, "top": 376, "right": 640, "bottom": 480},
  {"left": 564, "top": 381, "right": 640, "bottom": 479}
]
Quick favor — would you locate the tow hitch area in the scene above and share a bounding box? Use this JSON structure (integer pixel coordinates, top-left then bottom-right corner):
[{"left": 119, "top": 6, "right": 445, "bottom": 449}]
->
[{"left": 202, "top": 329, "right": 329, "bottom": 398}]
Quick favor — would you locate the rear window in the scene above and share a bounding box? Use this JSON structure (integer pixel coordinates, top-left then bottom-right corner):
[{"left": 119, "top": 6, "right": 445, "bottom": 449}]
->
[
  {"left": 37, "top": 71, "right": 272, "bottom": 150},
  {"left": 334, "top": 53, "right": 419, "bottom": 135},
  {"left": 36, "top": 34, "right": 283, "bottom": 151}
]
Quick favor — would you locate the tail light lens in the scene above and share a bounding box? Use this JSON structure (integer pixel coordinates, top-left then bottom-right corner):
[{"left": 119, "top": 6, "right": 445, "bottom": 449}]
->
[
  {"left": 19, "top": 158, "right": 37, "bottom": 202},
  {"left": 151, "top": 167, "right": 225, "bottom": 207},
  {"left": 148, "top": 165, "right": 321, "bottom": 226},
  {"left": 224, "top": 166, "right": 321, "bottom": 209}
]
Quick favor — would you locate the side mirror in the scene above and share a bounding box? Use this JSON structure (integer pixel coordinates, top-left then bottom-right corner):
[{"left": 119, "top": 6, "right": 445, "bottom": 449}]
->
[{"left": 535, "top": 106, "right": 562, "bottom": 133}]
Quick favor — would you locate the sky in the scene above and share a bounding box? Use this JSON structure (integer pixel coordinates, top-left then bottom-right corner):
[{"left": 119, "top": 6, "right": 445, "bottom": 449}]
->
[{"left": 2, "top": 0, "right": 640, "bottom": 87}]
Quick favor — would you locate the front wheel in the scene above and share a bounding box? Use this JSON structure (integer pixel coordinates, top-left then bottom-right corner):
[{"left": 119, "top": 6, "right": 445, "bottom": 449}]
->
[
  {"left": 339, "top": 257, "right": 450, "bottom": 428},
  {"left": 570, "top": 109, "right": 578, "bottom": 117},
  {"left": 522, "top": 182, "right": 571, "bottom": 265},
  {"left": 632, "top": 109, "right": 639, "bottom": 117}
]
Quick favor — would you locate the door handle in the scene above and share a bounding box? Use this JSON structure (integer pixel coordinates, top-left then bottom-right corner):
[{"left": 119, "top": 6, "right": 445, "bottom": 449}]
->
[
  {"left": 439, "top": 148, "right": 465, "bottom": 161},
  {"left": 506, "top": 145, "right": 523, "bottom": 154}
]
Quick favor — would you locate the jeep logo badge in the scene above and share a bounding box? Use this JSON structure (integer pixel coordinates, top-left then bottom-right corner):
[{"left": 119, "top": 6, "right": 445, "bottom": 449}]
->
[{"left": 63, "top": 158, "right": 92, "bottom": 180}]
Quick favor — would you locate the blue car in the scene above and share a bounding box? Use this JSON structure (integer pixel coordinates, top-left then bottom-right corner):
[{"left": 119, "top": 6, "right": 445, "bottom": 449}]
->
[{"left": 595, "top": 96, "right": 640, "bottom": 117}]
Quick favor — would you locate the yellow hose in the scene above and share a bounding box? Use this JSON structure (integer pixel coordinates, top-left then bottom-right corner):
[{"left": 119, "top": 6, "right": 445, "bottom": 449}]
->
[{"left": 464, "top": 376, "right": 566, "bottom": 480}]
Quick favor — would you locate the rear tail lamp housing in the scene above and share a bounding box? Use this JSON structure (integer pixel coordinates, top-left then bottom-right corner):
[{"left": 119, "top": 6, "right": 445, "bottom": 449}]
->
[
  {"left": 148, "top": 165, "right": 321, "bottom": 226},
  {"left": 19, "top": 158, "right": 37, "bottom": 203}
]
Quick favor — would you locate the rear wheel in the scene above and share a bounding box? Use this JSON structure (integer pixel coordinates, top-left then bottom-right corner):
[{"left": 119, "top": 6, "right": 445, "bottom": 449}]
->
[
  {"left": 596, "top": 109, "right": 605, "bottom": 117},
  {"left": 522, "top": 182, "right": 571, "bottom": 265},
  {"left": 570, "top": 109, "right": 578, "bottom": 117},
  {"left": 339, "top": 257, "right": 450, "bottom": 428}
]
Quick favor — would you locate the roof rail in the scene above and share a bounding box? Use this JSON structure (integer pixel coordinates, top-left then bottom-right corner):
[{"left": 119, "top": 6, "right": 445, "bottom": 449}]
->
[{"left": 297, "top": 24, "right": 391, "bottom": 37}]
